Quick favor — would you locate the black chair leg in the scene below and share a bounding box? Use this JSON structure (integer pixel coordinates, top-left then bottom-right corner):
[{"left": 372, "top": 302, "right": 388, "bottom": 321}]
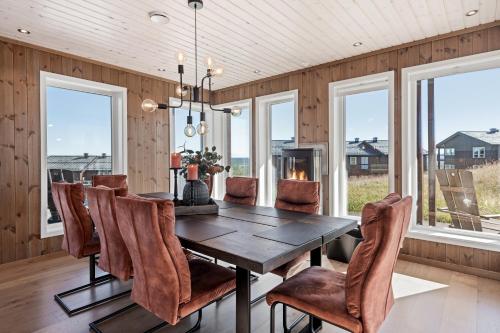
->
[
  {"left": 270, "top": 302, "right": 277, "bottom": 333},
  {"left": 89, "top": 305, "right": 202, "bottom": 333},
  {"left": 54, "top": 254, "right": 131, "bottom": 316}
]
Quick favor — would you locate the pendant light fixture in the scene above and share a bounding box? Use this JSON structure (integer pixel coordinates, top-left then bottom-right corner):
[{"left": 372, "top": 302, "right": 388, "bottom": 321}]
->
[{"left": 141, "top": 0, "right": 240, "bottom": 137}]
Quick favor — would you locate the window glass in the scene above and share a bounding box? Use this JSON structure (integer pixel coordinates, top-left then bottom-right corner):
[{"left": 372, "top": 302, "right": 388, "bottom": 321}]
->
[
  {"left": 46, "top": 86, "right": 112, "bottom": 224},
  {"left": 229, "top": 107, "right": 250, "bottom": 176},
  {"left": 173, "top": 108, "right": 201, "bottom": 152}
]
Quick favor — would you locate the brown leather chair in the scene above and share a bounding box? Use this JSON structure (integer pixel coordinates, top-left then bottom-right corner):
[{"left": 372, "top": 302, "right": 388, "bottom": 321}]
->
[
  {"left": 51, "top": 182, "right": 129, "bottom": 316},
  {"left": 268, "top": 179, "right": 321, "bottom": 332},
  {"left": 266, "top": 193, "right": 412, "bottom": 333},
  {"left": 86, "top": 186, "right": 132, "bottom": 281},
  {"left": 223, "top": 176, "right": 259, "bottom": 206},
  {"left": 111, "top": 196, "right": 236, "bottom": 331},
  {"left": 92, "top": 174, "right": 128, "bottom": 193}
]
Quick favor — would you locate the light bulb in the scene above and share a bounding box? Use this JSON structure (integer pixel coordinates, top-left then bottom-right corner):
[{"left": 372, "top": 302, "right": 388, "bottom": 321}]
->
[
  {"left": 206, "top": 56, "right": 214, "bottom": 69},
  {"left": 231, "top": 108, "right": 242, "bottom": 117},
  {"left": 213, "top": 67, "right": 224, "bottom": 76},
  {"left": 141, "top": 99, "right": 158, "bottom": 113},
  {"left": 184, "top": 124, "right": 196, "bottom": 137},
  {"left": 196, "top": 121, "right": 208, "bottom": 135},
  {"left": 177, "top": 52, "right": 185, "bottom": 65},
  {"left": 175, "top": 85, "right": 188, "bottom": 97}
]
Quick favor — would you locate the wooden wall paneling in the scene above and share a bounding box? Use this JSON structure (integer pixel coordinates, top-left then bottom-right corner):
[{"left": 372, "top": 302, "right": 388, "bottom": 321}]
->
[
  {"left": 418, "top": 42, "right": 432, "bottom": 64},
  {"left": 91, "top": 64, "right": 102, "bottom": 82},
  {"left": 366, "top": 55, "right": 378, "bottom": 74},
  {"left": 151, "top": 78, "right": 164, "bottom": 192},
  {"left": 489, "top": 251, "right": 500, "bottom": 272},
  {"left": 26, "top": 48, "right": 42, "bottom": 258},
  {"left": 13, "top": 44, "right": 29, "bottom": 260},
  {"left": 459, "top": 246, "right": 475, "bottom": 267},
  {"left": 0, "top": 41, "right": 16, "bottom": 263},
  {"left": 140, "top": 77, "right": 155, "bottom": 193},
  {"left": 487, "top": 26, "right": 500, "bottom": 50},
  {"left": 125, "top": 73, "right": 141, "bottom": 192},
  {"left": 472, "top": 30, "right": 489, "bottom": 53},
  {"left": 376, "top": 52, "right": 391, "bottom": 72},
  {"left": 458, "top": 33, "right": 474, "bottom": 57},
  {"left": 299, "top": 70, "right": 313, "bottom": 143},
  {"left": 70, "top": 59, "right": 83, "bottom": 78},
  {"left": 442, "top": 36, "right": 459, "bottom": 60},
  {"left": 314, "top": 67, "right": 330, "bottom": 143},
  {"left": 61, "top": 56, "right": 72, "bottom": 77}
]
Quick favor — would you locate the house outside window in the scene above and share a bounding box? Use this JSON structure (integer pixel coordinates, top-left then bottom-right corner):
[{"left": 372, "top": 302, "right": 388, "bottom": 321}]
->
[
  {"left": 349, "top": 157, "right": 357, "bottom": 165},
  {"left": 444, "top": 164, "right": 455, "bottom": 169},
  {"left": 360, "top": 157, "right": 369, "bottom": 170},
  {"left": 472, "top": 146, "right": 485, "bottom": 158}
]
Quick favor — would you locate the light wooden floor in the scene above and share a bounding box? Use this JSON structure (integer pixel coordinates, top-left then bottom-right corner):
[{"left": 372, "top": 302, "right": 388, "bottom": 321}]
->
[{"left": 0, "top": 252, "right": 499, "bottom": 333}]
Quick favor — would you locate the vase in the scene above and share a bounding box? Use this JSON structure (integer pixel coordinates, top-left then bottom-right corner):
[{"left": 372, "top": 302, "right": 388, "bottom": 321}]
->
[{"left": 183, "top": 180, "right": 210, "bottom": 205}]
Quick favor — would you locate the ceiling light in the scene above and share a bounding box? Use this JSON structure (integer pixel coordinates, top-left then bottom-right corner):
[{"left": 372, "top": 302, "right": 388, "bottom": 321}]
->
[
  {"left": 254, "top": 69, "right": 261, "bottom": 74},
  {"left": 353, "top": 41, "right": 363, "bottom": 47},
  {"left": 17, "top": 28, "right": 30, "bottom": 34},
  {"left": 149, "top": 11, "right": 170, "bottom": 24},
  {"left": 158, "top": 68, "right": 167, "bottom": 72},
  {"left": 465, "top": 9, "right": 478, "bottom": 16}
]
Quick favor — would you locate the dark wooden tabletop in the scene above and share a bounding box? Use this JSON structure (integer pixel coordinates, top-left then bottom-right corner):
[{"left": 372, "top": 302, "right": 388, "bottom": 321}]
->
[{"left": 140, "top": 193, "right": 357, "bottom": 274}]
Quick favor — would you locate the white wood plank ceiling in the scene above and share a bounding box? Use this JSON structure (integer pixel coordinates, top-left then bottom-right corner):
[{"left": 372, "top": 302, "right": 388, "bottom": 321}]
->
[{"left": 1, "top": 0, "right": 499, "bottom": 89}]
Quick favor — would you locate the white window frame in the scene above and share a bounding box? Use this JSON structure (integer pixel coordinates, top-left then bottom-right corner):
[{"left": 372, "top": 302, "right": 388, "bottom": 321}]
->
[
  {"left": 402, "top": 49, "right": 500, "bottom": 251},
  {"left": 168, "top": 98, "right": 205, "bottom": 192},
  {"left": 472, "top": 146, "right": 485, "bottom": 158},
  {"left": 211, "top": 99, "right": 253, "bottom": 199},
  {"left": 360, "top": 156, "right": 369, "bottom": 170},
  {"left": 444, "top": 148, "right": 455, "bottom": 156},
  {"left": 349, "top": 156, "right": 357, "bottom": 165},
  {"left": 40, "top": 71, "right": 127, "bottom": 238},
  {"left": 255, "top": 90, "right": 299, "bottom": 206},
  {"left": 328, "top": 71, "right": 395, "bottom": 220}
]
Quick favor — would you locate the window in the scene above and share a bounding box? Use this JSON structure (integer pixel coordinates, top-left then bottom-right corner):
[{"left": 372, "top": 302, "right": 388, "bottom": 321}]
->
[
  {"left": 40, "top": 72, "right": 127, "bottom": 238},
  {"left": 256, "top": 90, "right": 298, "bottom": 206},
  {"left": 444, "top": 148, "right": 455, "bottom": 156},
  {"left": 329, "top": 72, "right": 394, "bottom": 218},
  {"left": 473, "top": 147, "right": 485, "bottom": 158},
  {"left": 360, "top": 157, "right": 369, "bottom": 170},
  {"left": 402, "top": 50, "right": 500, "bottom": 249}
]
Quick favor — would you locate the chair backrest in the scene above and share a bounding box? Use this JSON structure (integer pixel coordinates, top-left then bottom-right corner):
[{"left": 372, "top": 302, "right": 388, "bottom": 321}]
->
[
  {"left": 51, "top": 182, "right": 94, "bottom": 258},
  {"left": 87, "top": 186, "right": 132, "bottom": 281},
  {"left": 92, "top": 174, "right": 128, "bottom": 193},
  {"left": 436, "top": 169, "right": 481, "bottom": 231},
  {"left": 115, "top": 196, "right": 191, "bottom": 324},
  {"left": 345, "top": 193, "right": 412, "bottom": 333},
  {"left": 274, "top": 179, "right": 320, "bottom": 214},
  {"left": 223, "top": 177, "right": 259, "bottom": 206}
]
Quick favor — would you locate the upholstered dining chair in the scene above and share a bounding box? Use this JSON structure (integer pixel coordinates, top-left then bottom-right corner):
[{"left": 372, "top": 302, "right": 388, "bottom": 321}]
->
[
  {"left": 109, "top": 196, "right": 237, "bottom": 332},
  {"left": 267, "top": 179, "right": 321, "bottom": 332},
  {"left": 223, "top": 176, "right": 259, "bottom": 206},
  {"left": 51, "top": 182, "right": 130, "bottom": 316},
  {"left": 92, "top": 174, "right": 128, "bottom": 191},
  {"left": 267, "top": 193, "right": 412, "bottom": 333}
]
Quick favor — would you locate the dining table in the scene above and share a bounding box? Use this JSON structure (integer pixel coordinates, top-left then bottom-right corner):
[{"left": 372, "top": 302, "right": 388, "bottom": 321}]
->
[{"left": 140, "top": 192, "right": 358, "bottom": 333}]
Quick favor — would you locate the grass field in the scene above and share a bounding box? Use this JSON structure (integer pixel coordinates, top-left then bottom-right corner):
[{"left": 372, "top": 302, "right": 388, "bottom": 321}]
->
[{"left": 348, "top": 162, "right": 500, "bottom": 224}]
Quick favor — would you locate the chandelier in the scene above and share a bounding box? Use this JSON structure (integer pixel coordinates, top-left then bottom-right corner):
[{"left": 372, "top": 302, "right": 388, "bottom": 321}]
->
[{"left": 141, "top": 0, "right": 241, "bottom": 137}]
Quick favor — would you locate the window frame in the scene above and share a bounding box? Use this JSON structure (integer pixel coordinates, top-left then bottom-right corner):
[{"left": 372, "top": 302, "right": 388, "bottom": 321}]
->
[
  {"left": 401, "top": 49, "right": 500, "bottom": 251},
  {"left": 472, "top": 146, "right": 485, "bottom": 158},
  {"left": 444, "top": 148, "right": 455, "bottom": 156},
  {"left": 328, "top": 71, "right": 395, "bottom": 220},
  {"left": 211, "top": 98, "right": 253, "bottom": 199},
  {"left": 255, "top": 90, "right": 299, "bottom": 206},
  {"left": 349, "top": 156, "right": 357, "bottom": 165},
  {"left": 40, "top": 71, "right": 127, "bottom": 238}
]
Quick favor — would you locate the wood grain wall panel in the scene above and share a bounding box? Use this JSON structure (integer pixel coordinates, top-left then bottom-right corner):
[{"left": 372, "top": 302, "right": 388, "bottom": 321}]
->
[
  {"left": 213, "top": 22, "right": 500, "bottom": 276},
  {"left": 0, "top": 40, "right": 180, "bottom": 264}
]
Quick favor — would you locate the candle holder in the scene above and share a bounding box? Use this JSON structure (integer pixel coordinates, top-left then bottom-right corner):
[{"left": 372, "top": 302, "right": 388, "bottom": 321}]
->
[
  {"left": 189, "top": 180, "right": 195, "bottom": 206},
  {"left": 170, "top": 167, "right": 182, "bottom": 203}
]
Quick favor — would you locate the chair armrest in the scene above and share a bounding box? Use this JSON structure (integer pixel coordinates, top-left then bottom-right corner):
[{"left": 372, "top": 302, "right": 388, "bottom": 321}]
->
[{"left": 480, "top": 214, "right": 500, "bottom": 220}]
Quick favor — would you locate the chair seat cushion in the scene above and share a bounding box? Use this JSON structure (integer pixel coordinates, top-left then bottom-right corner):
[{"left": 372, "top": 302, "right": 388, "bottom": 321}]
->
[
  {"left": 266, "top": 266, "right": 362, "bottom": 333},
  {"left": 179, "top": 259, "right": 236, "bottom": 318},
  {"left": 271, "top": 252, "right": 308, "bottom": 278},
  {"left": 82, "top": 231, "right": 101, "bottom": 256}
]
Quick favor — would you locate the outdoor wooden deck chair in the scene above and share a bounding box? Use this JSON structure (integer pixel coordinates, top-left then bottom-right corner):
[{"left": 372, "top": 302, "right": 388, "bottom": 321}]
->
[{"left": 436, "top": 169, "right": 500, "bottom": 233}]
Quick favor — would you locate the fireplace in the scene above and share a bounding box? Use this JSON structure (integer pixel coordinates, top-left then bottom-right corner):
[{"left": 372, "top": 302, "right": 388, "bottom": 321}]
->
[{"left": 281, "top": 148, "right": 321, "bottom": 182}]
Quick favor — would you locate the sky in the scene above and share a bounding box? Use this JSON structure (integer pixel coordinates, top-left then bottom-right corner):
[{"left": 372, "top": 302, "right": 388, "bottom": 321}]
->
[
  {"left": 48, "top": 67, "right": 500, "bottom": 157},
  {"left": 47, "top": 87, "right": 111, "bottom": 156}
]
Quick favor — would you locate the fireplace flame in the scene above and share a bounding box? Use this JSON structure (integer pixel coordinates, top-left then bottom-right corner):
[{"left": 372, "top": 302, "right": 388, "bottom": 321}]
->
[{"left": 289, "top": 169, "right": 308, "bottom": 181}]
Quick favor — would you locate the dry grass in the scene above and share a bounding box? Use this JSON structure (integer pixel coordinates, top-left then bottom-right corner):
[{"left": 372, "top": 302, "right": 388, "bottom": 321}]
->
[{"left": 348, "top": 162, "right": 500, "bottom": 223}]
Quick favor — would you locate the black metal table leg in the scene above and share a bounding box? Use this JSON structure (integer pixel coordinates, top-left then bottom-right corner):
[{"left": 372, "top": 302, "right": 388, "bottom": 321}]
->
[
  {"left": 236, "top": 266, "right": 251, "bottom": 333},
  {"left": 298, "top": 247, "right": 322, "bottom": 333}
]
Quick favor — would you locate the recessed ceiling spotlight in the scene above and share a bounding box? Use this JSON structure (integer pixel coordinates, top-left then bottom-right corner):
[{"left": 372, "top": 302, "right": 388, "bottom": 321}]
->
[
  {"left": 254, "top": 69, "right": 261, "bottom": 74},
  {"left": 149, "top": 11, "right": 170, "bottom": 24},
  {"left": 353, "top": 41, "right": 363, "bottom": 47},
  {"left": 17, "top": 28, "right": 30, "bottom": 34},
  {"left": 301, "top": 62, "right": 310, "bottom": 67},
  {"left": 465, "top": 9, "right": 478, "bottom": 16},
  {"left": 158, "top": 68, "right": 167, "bottom": 72}
]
